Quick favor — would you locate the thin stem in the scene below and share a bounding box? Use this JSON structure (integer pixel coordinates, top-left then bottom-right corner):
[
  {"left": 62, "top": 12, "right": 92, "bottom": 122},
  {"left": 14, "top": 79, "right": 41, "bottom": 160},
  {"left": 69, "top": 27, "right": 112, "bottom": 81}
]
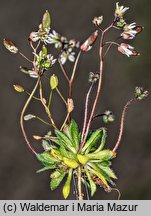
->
[
  {"left": 39, "top": 80, "right": 57, "bottom": 129},
  {"left": 20, "top": 77, "right": 40, "bottom": 155},
  {"left": 19, "top": 52, "right": 33, "bottom": 63},
  {"left": 81, "top": 83, "right": 94, "bottom": 145},
  {"left": 25, "top": 91, "right": 41, "bottom": 101},
  {"left": 56, "top": 87, "right": 67, "bottom": 105},
  {"left": 58, "top": 58, "right": 70, "bottom": 82},
  {"left": 78, "top": 166, "right": 83, "bottom": 200},
  {"left": 84, "top": 174, "right": 90, "bottom": 200},
  {"left": 69, "top": 51, "right": 81, "bottom": 98},
  {"left": 60, "top": 112, "right": 70, "bottom": 131},
  {"left": 73, "top": 174, "right": 78, "bottom": 200},
  {"left": 48, "top": 90, "right": 53, "bottom": 109},
  {"left": 82, "top": 21, "right": 115, "bottom": 145},
  {"left": 103, "top": 37, "right": 121, "bottom": 59},
  {"left": 104, "top": 41, "right": 120, "bottom": 47},
  {"left": 112, "top": 98, "right": 136, "bottom": 152},
  {"left": 35, "top": 116, "right": 52, "bottom": 126}
]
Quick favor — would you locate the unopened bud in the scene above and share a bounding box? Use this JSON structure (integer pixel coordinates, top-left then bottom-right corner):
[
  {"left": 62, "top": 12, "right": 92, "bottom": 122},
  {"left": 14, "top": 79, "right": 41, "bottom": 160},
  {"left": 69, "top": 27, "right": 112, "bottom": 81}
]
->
[
  {"left": 135, "top": 87, "right": 149, "bottom": 100},
  {"left": 13, "top": 84, "right": 24, "bottom": 92},
  {"left": 33, "top": 135, "right": 43, "bottom": 140},
  {"left": 24, "top": 114, "right": 36, "bottom": 121}
]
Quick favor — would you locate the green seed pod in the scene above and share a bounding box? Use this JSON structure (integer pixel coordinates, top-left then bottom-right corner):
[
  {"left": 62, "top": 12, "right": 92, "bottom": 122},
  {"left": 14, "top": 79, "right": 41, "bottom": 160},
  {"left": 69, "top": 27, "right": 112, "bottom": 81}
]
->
[
  {"left": 77, "top": 154, "right": 89, "bottom": 165},
  {"left": 63, "top": 157, "right": 79, "bottom": 169},
  {"left": 3, "top": 39, "right": 18, "bottom": 54},
  {"left": 87, "top": 150, "right": 116, "bottom": 161},
  {"left": 50, "top": 74, "right": 58, "bottom": 90},
  {"left": 42, "top": 10, "right": 51, "bottom": 31},
  {"left": 62, "top": 169, "right": 72, "bottom": 199},
  {"left": 13, "top": 84, "right": 24, "bottom": 92},
  {"left": 42, "top": 45, "right": 47, "bottom": 57}
]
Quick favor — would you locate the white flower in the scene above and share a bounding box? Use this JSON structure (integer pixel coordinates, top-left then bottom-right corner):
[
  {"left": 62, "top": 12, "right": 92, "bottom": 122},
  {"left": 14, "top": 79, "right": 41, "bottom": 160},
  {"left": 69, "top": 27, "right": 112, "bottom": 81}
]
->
[
  {"left": 60, "top": 48, "right": 75, "bottom": 65},
  {"left": 29, "top": 30, "right": 52, "bottom": 44},
  {"left": 121, "top": 23, "right": 143, "bottom": 39},
  {"left": 115, "top": 2, "right": 129, "bottom": 18},
  {"left": 118, "top": 43, "right": 140, "bottom": 57}
]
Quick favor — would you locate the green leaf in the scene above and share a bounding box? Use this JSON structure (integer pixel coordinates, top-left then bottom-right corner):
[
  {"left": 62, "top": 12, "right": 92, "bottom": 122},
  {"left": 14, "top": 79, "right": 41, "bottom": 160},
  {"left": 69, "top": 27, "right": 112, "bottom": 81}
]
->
[
  {"left": 55, "top": 130, "right": 77, "bottom": 153},
  {"left": 87, "top": 149, "right": 115, "bottom": 161},
  {"left": 87, "top": 164, "right": 108, "bottom": 187},
  {"left": 63, "top": 157, "right": 79, "bottom": 169},
  {"left": 98, "top": 165, "right": 117, "bottom": 179},
  {"left": 62, "top": 169, "right": 72, "bottom": 199},
  {"left": 60, "top": 145, "right": 76, "bottom": 160},
  {"left": 36, "top": 165, "right": 56, "bottom": 173},
  {"left": 94, "top": 128, "right": 107, "bottom": 152},
  {"left": 99, "top": 161, "right": 112, "bottom": 167},
  {"left": 36, "top": 152, "right": 60, "bottom": 165},
  {"left": 51, "top": 169, "right": 65, "bottom": 178},
  {"left": 85, "top": 169, "right": 96, "bottom": 196},
  {"left": 50, "top": 170, "right": 66, "bottom": 190},
  {"left": 81, "top": 129, "right": 102, "bottom": 153},
  {"left": 49, "top": 137, "right": 60, "bottom": 145},
  {"left": 42, "top": 10, "right": 51, "bottom": 31},
  {"left": 69, "top": 120, "right": 80, "bottom": 151}
]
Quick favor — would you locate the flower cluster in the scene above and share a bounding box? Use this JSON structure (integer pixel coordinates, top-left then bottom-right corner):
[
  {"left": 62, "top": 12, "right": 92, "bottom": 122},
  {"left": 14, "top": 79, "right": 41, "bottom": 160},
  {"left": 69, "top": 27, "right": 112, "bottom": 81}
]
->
[
  {"left": 49, "top": 30, "right": 79, "bottom": 64},
  {"left": 114, "top": 2, "right": 143, "bottom": 57}
]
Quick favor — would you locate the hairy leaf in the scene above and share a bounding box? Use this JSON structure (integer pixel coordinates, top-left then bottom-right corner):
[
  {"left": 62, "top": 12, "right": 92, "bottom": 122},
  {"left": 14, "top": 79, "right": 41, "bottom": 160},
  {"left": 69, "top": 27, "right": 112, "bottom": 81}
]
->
[
  {"left": 36, "top": 165, "right": 56, "bottom": 173},
  {"left": 36, "top": 152, "right": 60, "bottom": 165},
  {"left": 81, "top": 129, "right": 102, "bottom": 153},
  {"left": 85, "top": 169, "right": 96, "bottom": 196},
  {"left": 50, "top": 171, "right": 66, "bottom": 190},
  {"left": 87, "top": 149, "right": 115, "bottom": 161},
  {"left": 98, "top": 165, "right": 117, "bottom": 179},
  {"left": 62, "top": 169, "right": 72, "bottom": 199},
  {"left": 63, "top": 157, "right": 79, "bottom": 169},
  {"left": 69, "top": 120, "right": 80, "bottom": 151},
  {"left": 94, "top": 128, "right": 107, "bottom": 152},
  {"left": 55, "top": 130, "right": 77, "bottom": 153}
]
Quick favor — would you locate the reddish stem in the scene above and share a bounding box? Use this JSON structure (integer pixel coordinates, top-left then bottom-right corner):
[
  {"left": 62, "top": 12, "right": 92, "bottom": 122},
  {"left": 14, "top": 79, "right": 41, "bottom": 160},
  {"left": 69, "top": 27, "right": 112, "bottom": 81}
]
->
[
  {"left": 81, "top": 83, "right": 94, "bottom": 145},
  {"left": 112, "top": 98, "right": 136, "bottom": 152}
]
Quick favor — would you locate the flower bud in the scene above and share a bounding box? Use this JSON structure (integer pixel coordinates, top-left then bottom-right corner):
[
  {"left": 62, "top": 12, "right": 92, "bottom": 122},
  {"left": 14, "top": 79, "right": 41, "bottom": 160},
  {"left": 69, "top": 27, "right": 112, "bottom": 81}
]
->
[
  {"left": 93, "top": 16, "right": 103, "bottom": 26},
  {"left": 135, "top": 87, "right": 149, "bottom": 100},
  {"left": 103, "top": 111, "right": 115, "bottom": 123},
  {"left": 80, "top": 30, "right": 98, "bottom": 52},
  {"left": 3, "top": 39, "right": 18, "bottom": 54},
  {"left": 13, "top": 84, "right": 24, "bottom": 92}
]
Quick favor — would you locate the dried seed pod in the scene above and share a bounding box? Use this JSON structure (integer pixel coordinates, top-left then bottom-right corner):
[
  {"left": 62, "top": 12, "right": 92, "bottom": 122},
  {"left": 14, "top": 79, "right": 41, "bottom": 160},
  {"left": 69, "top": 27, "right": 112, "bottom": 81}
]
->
[
  {"left": 3, "top": 39, "right": 18, "bottom": 54},
  {"left": 80, "top": 30, "right": 98, "bottom": 52},
  {"left": 67, "top": 98, "right": 74, "bottom": 113}
]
